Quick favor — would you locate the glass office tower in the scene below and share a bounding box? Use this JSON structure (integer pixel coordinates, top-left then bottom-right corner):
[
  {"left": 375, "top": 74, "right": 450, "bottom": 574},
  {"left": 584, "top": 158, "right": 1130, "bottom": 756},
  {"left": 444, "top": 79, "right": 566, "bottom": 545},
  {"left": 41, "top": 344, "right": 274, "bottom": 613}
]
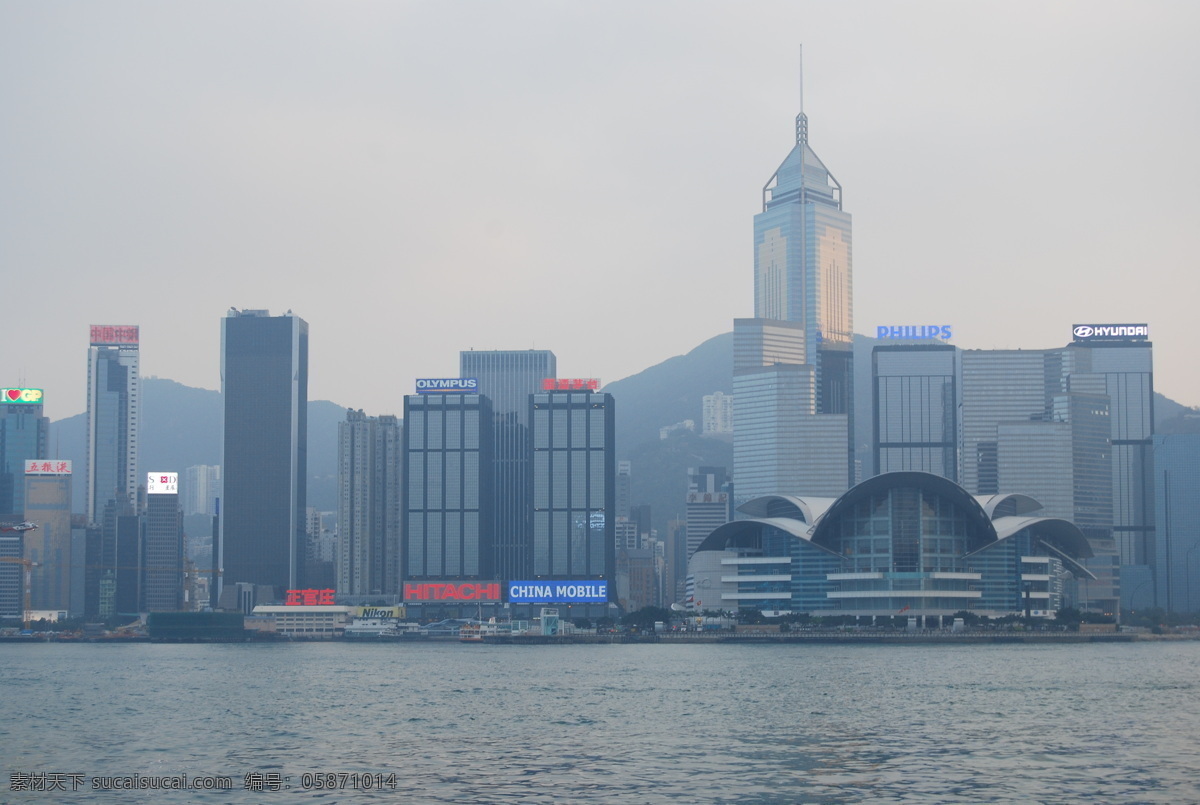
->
[
  {"left": 460, "top": 350, "right": 556, "bottom": 581},
  {"left": 219, "top": 310, "right": 308, "bottom": 599},
  {"left": 0, "top": 389, "right": 48, "bottom": 517},
  {"left": 1058, "top": 338, "right": 1155, "bottom": 603},
  {"left": 1154, "top": 434, "right": 1200, "bottom": 613},
  {"left": 402, "top": 393, "right": 494, "bottom": 580},
  {"left": 143, "top": 472, "right": 184, "bottom": 611},
  {"left": 530, "top": 389, "right": 614, "bottom": 584},
  {"left": 753, "top": 104, "right": 853, "bottom": 413},
  {"left": 873, "top": 344, "right": 958, "bottom": 480},
  {"left": 86, "top": 326, "right": 140, "bottom": 524}
]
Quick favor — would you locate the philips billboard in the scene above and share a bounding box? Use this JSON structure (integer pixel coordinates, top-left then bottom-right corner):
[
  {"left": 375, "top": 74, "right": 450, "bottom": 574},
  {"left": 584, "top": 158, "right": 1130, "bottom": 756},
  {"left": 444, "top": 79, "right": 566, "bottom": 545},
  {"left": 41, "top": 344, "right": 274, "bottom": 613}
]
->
[
  {"left": 507, "top": 580, "right": 608, "bottom": 604},
  {"left": 1072, "top": 324, "right": 1149, "bottom": 342},
  {"left": 876, "top": 326, "right": 952, "bottom": 341},
  {"left": 415, "top": 378, "right": 479, "bottom": 394}
]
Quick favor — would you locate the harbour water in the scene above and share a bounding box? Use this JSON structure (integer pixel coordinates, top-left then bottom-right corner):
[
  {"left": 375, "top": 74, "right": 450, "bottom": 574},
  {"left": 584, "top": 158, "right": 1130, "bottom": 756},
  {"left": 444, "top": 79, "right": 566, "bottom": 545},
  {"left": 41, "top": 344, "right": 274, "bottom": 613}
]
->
[{"left": 3, "top": 640, "right": 1199, "bottom": 804}]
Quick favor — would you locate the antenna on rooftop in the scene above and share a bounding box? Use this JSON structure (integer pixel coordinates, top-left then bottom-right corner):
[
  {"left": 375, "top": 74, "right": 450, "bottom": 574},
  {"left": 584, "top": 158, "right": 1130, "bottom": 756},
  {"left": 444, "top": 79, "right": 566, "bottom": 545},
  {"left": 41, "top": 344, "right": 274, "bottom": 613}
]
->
[{"left": 796, "top": 45, "right": 808, "bottom": 146}]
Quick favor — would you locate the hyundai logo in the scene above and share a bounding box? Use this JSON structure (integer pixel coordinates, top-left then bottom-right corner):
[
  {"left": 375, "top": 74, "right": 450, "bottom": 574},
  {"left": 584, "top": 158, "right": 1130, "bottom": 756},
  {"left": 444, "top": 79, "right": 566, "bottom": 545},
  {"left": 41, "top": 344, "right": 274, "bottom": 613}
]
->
[{"left": 1073, "top": 325, "right": 1094, "bottom": 338}]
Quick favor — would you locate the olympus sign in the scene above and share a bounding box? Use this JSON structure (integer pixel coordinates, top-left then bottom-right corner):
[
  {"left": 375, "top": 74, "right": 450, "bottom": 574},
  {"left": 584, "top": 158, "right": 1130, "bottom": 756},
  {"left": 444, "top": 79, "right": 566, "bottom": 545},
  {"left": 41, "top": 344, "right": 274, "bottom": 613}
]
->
[
  {"left": 1072, "top": 324, "right": 1149, "bottom": 341},
  {"left": 415, "top": 377, "right": 479, "bottom": 393},
  {"left": 876, "top": 325, "right": 952, "bottom": 341}
]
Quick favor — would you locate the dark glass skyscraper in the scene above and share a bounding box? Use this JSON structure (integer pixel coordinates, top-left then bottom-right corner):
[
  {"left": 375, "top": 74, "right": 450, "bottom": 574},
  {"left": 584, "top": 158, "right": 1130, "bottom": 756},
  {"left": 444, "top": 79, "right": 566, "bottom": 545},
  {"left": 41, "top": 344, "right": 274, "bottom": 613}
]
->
[
  {"left": 530, "top": 389, "right": 614, "bottom": 584},
  {"left": 86, "top": 326, "right": 140, "bottom": 524},
  {"left": 402, "top": 393, "right": 494, "bottom": 580},
  {"left": 460, "top": 350, "right": 556, "bottom": 580},
  {"left": 873, "top": 344, "right": 958, "bottom": 480},
  {"left": 143, "top": 472, "right": 183, "bottom": 611},
  {"left": 0, "top": 389, "right": 48, "bottom": 517},
  {"left": 219, "top": 310, "right": 308, "bottom": 599}
]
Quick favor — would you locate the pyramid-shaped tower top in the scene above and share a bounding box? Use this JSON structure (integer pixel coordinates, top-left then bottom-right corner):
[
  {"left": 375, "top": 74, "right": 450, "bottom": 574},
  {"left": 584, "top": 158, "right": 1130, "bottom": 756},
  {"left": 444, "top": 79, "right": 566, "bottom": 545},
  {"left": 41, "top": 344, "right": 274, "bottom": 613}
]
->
[{"left": 761, "top": 51, "right": 842, "bottom": 212}]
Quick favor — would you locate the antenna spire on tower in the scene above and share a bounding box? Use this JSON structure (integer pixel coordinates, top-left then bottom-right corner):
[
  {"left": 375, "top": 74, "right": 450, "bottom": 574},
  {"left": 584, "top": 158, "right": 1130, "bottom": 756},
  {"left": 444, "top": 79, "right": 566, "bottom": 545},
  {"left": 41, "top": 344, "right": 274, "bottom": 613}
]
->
[{"left": 796, "top": 45, "right": 809, "bottom": 145}]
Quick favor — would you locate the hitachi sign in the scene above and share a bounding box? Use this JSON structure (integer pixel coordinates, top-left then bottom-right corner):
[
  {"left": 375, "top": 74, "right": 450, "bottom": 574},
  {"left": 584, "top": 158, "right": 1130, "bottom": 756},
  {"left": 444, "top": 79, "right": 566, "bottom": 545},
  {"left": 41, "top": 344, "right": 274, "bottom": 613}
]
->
[
  {"left": 1072, "top": 324, "right": 1149, "bottom": 341},
  {"left": 415, "top": 378, "right": 479, "bottom": 393},
  {"left": 876, "top": 325, "right": 952, "bottom": 341},
  {"left": 403, "top": 581, "right": 501, "bottom": 601}
]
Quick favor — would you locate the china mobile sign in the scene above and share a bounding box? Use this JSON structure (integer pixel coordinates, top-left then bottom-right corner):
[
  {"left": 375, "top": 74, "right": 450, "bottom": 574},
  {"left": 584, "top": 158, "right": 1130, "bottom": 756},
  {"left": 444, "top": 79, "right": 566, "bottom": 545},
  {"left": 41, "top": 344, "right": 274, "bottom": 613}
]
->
[
  {"left": 1072, "top": 324, "right": 1149, "bottom": 341},
  {"left": 403, "top": 581, "right": 502, "bottom": 601},
  {"left": 507, "top": 580, "right": 608, "bottom": 604}
]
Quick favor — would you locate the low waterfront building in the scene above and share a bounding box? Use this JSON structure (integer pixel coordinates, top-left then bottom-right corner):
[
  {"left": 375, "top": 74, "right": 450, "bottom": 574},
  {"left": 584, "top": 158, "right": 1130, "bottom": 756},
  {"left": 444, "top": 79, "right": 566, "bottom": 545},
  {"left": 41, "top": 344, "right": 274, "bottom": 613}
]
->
[
  {"left": 690, "top": 471, "right": 1094, "bottom": 619},
  {"left": 249, "top": 605, "right": 354, "bottom": 639}
]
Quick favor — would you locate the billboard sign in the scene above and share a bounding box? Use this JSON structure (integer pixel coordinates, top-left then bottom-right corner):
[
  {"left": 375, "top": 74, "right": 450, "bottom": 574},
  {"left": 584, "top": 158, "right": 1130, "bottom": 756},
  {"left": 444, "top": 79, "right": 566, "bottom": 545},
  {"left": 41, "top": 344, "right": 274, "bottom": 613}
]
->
[
  {"left": 354, "top": 606, "right": 405, "bottom": 619},
  {"left": 285, "top": 589, "right": 336, "bottom": 606},
  {"left": 507, "top": 580, "right": 608, "bottom": 604},
  {"left": 1072, "top": 323, "right": 1149, "bottom": 341},
  {"left": 541, "top": 378, "right": 600, "bottom": 391},
  {"left": 415, "top": 378, "right": 478, "bottom": 394},
  {"left": 403, "top": 581, "right": 502, "bottom": 602},
  {"left": 25, "top": 460, "right": 71, "bottom": 476},
  {"left": 1, "top": 388, "right": 44, "bottom": 405},
  {"left": 89, "top": 325, "right": 140, "bottom": 346},
  {"left": 147, "top": 472, "right": 178, "bottom": 495},
  {"left": 876, "top": 326, "right": 952, "bottom": 341}
]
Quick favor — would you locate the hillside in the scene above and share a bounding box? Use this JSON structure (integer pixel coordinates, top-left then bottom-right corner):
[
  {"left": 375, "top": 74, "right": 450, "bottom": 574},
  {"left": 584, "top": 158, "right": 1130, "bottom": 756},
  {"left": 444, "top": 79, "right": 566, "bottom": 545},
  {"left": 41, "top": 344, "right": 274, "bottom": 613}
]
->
[{"left": 49, "top": 378, "right": 348, "bottom": 513}]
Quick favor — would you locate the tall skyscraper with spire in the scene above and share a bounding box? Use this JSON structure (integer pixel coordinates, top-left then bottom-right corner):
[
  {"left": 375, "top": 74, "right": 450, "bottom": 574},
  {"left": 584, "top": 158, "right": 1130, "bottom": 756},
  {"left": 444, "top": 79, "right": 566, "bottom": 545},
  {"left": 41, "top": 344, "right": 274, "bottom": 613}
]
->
[
  {"left": 735, "top": 59, "right": 854, "bottom": 502},
  {"left": 752, "top": 62, "right": 853, "bottom": 413}
]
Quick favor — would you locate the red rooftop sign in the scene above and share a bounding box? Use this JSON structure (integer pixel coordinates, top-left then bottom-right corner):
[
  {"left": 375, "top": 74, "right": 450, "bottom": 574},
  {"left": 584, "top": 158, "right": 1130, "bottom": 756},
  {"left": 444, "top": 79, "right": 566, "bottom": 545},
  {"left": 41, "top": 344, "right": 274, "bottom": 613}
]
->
[
  {"left": 285, "top": 589, "right": 336, "bottom": 606},
  {"left": 541, "top": 378, "right": 600, "bottom": 391},
  {"left": 90, "top": 325, "right": 140, "bottom": 346}
]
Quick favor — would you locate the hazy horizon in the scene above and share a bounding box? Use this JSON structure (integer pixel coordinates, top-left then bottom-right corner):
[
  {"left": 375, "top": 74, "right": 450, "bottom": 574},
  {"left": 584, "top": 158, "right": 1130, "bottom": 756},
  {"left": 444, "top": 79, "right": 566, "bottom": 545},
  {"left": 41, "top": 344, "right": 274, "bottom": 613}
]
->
[{"left": 4, "top": 2, "right": 1198, "bottom": 421}]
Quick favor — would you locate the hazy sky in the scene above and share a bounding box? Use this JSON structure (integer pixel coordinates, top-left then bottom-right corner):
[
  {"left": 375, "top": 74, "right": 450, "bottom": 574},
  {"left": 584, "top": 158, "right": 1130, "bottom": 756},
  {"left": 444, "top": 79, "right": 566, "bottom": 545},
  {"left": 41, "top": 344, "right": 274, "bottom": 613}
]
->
[{"left": 3, "top": 1, "right": 1198, "bottom": 422}]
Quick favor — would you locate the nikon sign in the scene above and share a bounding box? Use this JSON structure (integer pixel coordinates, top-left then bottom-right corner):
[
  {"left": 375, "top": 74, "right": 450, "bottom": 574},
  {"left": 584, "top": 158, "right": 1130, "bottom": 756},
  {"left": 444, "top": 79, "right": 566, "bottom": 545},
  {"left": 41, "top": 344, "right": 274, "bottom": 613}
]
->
[{"left": 1072, "top": 324, "right": 1149, "bottom": 342}]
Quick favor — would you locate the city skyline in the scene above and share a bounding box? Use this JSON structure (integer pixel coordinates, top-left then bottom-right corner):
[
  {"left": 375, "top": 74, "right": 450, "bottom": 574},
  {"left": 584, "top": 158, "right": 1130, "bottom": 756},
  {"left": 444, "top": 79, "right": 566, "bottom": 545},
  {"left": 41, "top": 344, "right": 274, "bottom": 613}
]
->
[{"left": 2, "top": 3, "right": 1198, "bottom": 423}]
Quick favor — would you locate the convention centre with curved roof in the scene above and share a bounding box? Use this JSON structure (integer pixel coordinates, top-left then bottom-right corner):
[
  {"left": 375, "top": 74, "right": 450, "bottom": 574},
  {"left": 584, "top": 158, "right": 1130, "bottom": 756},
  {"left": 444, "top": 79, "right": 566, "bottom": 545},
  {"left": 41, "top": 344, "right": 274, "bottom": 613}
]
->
[{"left": 687, "top": 472, "right": 1096, "bottom": 619}]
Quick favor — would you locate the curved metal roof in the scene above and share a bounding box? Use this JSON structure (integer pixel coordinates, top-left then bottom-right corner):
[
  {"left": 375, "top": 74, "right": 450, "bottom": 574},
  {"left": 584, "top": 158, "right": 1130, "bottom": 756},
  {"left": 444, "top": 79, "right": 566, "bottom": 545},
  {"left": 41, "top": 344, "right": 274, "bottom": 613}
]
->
[
  {"left": 990, "top": 516, "right": 1095, "bottom": 559},
  {"left": 975, "top": 493, "right": 1045, "bottom": 520},
  {"left": 809, "top": 471, "right": 995, "bottom": 552},
  {"left": 695, "top": 517, "right": 811, "bottom": 553},
  {"left": 735, "top": 495, "right": 836, "bottom": 524}
]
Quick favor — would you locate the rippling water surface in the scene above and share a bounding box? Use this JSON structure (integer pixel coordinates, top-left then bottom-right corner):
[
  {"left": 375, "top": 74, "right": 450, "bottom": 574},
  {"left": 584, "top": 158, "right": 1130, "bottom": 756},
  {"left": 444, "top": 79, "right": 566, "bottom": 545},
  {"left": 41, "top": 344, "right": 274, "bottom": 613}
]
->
[{"left": 2, "top": 641, "right": 1199, "bottom": 803}]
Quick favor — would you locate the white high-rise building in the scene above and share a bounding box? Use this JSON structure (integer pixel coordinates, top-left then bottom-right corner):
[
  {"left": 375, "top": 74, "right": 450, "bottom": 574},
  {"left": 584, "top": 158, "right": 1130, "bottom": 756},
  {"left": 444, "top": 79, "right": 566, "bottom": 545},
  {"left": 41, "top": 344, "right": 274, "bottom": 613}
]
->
[
  {"left": 182, "top": 465, "right": 222, "bottom": 517},
  {"left": 702, "top": 392, "right": 733, "bottom": 435},
  {"left": 337, "top": 410, "right": 402, "bottom": 596}
]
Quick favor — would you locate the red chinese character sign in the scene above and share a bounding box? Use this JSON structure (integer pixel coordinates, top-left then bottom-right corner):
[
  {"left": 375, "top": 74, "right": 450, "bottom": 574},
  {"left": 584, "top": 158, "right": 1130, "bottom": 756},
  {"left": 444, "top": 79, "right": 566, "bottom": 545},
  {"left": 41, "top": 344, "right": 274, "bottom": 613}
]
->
[
  {"left": 285, "top": 589, "right": 336, "bottom": 606},
  {"left": 24, "top": 460, "right": 72, "bottom": 475},
  {"left": 89, "top": 324, "right": 140, "bottom": 346},
  {"left": 541, "top": 378, "right": 600, "bottom": 391}
]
